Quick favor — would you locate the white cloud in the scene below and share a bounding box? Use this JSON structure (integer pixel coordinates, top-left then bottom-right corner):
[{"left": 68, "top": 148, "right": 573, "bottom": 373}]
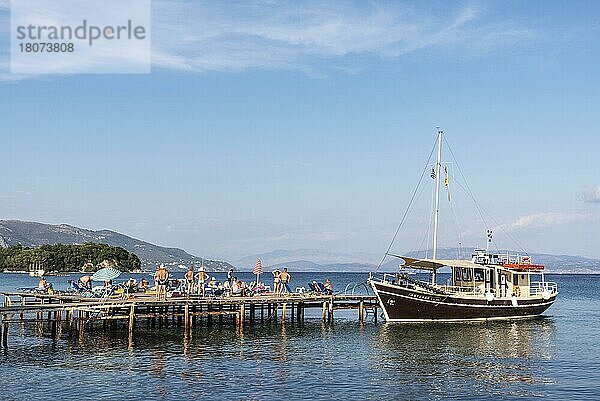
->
[
  {"left": 0, "top": 1, "right": 538, "bottom": 80},
  {"left": 496, "top": 212, "right": 591, "bottom": 231},
  {"left": 583, "top": 185, "right": 600, "bottom": 203},
  {"left": 150, "top": 1, "right": 537, "bottom": 73}
]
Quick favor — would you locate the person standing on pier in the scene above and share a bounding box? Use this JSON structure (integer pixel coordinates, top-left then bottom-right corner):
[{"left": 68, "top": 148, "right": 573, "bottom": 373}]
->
[
  {"left": 154, "top": 264, "right": 169, "bottom": 301},
  {"left": 196, "top": 267, "right": 209, "bottom": 297},
  {"left": 185, "top": 267, "right": 195, "bottom": 295},
  {"left": 279, "top": 268, "right": 291, "bottom": 293},
  {"left": 227, "top": 268, "right": 234, "bottom": 286},
  {"left": 272, "top": 269, "right": 281, "bottom": 294}
]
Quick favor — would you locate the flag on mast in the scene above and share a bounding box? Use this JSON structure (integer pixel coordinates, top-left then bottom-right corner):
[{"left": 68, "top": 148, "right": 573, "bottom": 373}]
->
[
  {"left": 444, "top": 165, "right": 451, "bottom": 201},
  {"left": 444, "top": 166, "right": 449, "bottom": 187}
]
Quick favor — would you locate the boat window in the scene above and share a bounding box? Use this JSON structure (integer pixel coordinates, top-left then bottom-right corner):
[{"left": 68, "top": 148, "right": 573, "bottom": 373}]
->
[
  {"left": 454, "top": 268, "right": 461, "bottom": 282},
  {"left": 514, "top": 274, "right": 519, "bottom": 286},
  {"left": 461, "top": 268, "right": 472, "bottom": 281},
  {"left": 474, "top": 268, "right": 484, "bottom": 282}
]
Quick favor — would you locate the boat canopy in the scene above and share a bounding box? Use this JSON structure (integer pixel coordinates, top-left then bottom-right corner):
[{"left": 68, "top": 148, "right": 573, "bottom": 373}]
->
[{"left": 388, "top": 254, "right": 482, "bottom": 271}]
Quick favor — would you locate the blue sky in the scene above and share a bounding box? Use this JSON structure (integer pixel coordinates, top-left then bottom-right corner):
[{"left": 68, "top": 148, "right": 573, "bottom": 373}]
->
[{"left": 1, "top": 1, "right": 599, "bottom": 261}]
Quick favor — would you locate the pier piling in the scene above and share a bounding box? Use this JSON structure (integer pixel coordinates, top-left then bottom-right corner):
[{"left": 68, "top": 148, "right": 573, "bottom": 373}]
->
[{"left": 0, "top": 291, "right": 378, "bottom": 344}]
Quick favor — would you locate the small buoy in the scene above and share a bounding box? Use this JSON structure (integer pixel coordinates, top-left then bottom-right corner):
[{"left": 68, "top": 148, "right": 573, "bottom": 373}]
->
[
  {"left": 511, "top": 296, "right": 518, "bottom": 307},
  {"left": 485, "top": 292, "right": 494, "bottom": 302}
]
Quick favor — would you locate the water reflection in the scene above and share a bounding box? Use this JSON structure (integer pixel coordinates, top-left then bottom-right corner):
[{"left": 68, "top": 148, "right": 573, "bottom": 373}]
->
[
  {"left": 0, "top": 318, "right": 562, "bottom": 401},
  {"left": 372, "top": 317, "right": 557, "bottom": 398}
]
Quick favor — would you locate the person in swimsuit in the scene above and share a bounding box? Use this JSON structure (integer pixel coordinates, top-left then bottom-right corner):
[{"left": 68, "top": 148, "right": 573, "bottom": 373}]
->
[
  {"left": 139, "top": 278, "right": 149, "bottom": 291},
  {"left": 38, "top": 277, "right": 48, "bottom": 291},
  {"left": 195, "top": 267, "right": 209, "bottom": 297},
  {"left": 279, "top": 268, "right": 291, "bottom": 293},
  {"left": 272, "top": 270, "right": 281, "bottom": 294},
  {"left": 154, "top": 264, "right": 169, "bottom": 301},
  {"left": 324, "top": 278, "right": 333, "bottom": 294},
  {"left": 79, "top": 275, "right": 93, "bottom": 290},
  {"left": 185, "top": 267, "right": 195, "bottom": 295}
]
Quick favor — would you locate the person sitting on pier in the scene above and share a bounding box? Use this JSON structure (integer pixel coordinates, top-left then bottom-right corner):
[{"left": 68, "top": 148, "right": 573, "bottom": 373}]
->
[
  {"left": 279, "top": 268, "right": 291, "bottom": 293},
  {"left": 247, "top": 281, "right": 256, "bottom": 296},
  {"left": 223, "top": 279, "right": 232, "bottom": 296},
  {"left": 185, "top": 267, "right": 195, "bottom": 295},
  {"left": 231, "top": 277, "right": 242, "bottom": 296},
  {"left": 309, "top": 280, "right": 331, "bottom": 295},
  {"left": 324, "top": 279, "right": 333, "bottom": 294},
  {"left": 240, "top": 280, "right": 248, "bottom": 297},
  {"left": 204, "top": 276, "right": 218, "bottom": 296},
  {"left": 154, "top": 264, "right": 169, "bottom": 301},
  {"left": 38, "top": 276, "right": 47, "bottom": 289},
  {"left": 139, "top": 278, "right": 150, "bottom": 291},
  {"left": 195, "top": 267, "right": 209, "bottom": 297},
  {"left": 38, "top": 277, "right": 50, "bottom": 292},
  {"left": 79, "top": 275, "right": 93, "bottom": 290},
  {"left": 123, "top": 278, "right": 137, "bottom": 295}
]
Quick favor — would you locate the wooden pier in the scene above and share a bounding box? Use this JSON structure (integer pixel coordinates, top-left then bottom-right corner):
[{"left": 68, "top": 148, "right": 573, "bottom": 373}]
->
[{"left": 0, "top": 292, "right": 379, "bottom": 349}]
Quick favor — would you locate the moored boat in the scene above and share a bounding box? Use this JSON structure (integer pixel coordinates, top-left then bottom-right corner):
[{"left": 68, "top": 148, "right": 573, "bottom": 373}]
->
[
  {"left": 369, "top": 129, "right": 558, "bottom": 321},
  {"left": 370, "top": 250, "right": 557, "bottom": 321}
]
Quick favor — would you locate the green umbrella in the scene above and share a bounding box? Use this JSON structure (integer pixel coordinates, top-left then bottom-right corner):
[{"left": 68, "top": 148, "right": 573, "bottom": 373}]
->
[{"left": 92, "top": 267, "right": 121, "bottom": 282}]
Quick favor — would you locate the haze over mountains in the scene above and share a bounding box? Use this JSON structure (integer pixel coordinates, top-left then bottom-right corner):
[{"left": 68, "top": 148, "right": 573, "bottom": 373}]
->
[
  {"left": 235, "top": 248, "right": 600, "bottom": 274},
  {"left": 1, "top": 220, "right": 599, "bottom": 273}
]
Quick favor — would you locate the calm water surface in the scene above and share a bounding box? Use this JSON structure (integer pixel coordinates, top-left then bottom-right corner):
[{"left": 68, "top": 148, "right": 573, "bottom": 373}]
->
[{"left": 0, "top": 273, "right": 598, "bottom": 400}]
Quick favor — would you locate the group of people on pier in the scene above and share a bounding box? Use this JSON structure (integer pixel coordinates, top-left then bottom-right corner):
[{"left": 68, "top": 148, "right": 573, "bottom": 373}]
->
[
  {"left": 177, "top": 266, "right": 274, "bottom": 299},
  {"left": 34, "top": 263, "right": 334, "bottom": 300},
  {"left": 152, "top": 265, "right": 297, "bottom": 300}
]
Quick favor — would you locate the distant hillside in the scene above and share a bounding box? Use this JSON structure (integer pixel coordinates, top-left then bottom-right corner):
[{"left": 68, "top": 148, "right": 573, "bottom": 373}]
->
[
  {"left": 234, "top": 248, "right": 378, "bottom": 267},
  {"left": 401, "top": 247, "right": 600, "bottom": 274},
  {"left": 236, "top": 247, "right": 600, "bottom": 274},
  {"left": 0, "top": 220, "right": 233, "bottom": 271}
]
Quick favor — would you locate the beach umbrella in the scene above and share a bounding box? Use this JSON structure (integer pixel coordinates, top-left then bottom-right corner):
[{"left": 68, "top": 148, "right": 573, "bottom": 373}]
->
[
  {"left": 253, "top": 258, "right": 263, "bottom": 284},
  {"left": 92, "top": 267, "right": 122, "bottom": 282}
]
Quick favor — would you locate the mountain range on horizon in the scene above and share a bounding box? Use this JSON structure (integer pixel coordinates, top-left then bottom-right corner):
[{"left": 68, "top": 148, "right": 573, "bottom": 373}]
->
[
  {"left": 235, "top": 247, "right": 600, "bottom": 274},
  {"left": 1, "top": 220, "right": 599, "bottom": 274},
  {"left": 0, "top": 220, "right": 234, "bottom": 271}
]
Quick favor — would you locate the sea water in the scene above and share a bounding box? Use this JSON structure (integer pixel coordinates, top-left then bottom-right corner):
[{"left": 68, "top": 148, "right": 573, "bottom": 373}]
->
[{"left": 0, "top": 272, "right": 598, "bottom": 401}]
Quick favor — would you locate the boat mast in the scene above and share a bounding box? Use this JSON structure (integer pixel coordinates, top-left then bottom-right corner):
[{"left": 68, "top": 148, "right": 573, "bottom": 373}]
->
[{"left": 432, "top": 128, "right": 443, "bottom": 284}]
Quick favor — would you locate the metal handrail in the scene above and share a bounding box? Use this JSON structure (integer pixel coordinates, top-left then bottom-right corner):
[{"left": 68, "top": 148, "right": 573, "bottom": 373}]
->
[
  {"left": 343, "top": 282, "right": 356, "bottom": 295},
  {"left": 530, "top": 281, "right": 558, "bottom": 295}
]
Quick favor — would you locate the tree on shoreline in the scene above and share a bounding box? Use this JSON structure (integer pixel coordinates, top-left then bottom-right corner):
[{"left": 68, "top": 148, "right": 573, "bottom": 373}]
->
[{"left": 0, "top": 243, "right": 141, "bottom": 272}]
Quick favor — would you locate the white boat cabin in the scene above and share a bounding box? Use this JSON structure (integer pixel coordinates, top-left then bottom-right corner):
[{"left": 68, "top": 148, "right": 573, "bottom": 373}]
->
[{"left": 449, "top": 249, "right": 548, "bottom": 299}]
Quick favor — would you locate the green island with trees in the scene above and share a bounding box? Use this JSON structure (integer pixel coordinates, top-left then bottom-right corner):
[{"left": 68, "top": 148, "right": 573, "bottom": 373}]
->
[{"left": 0, "top": 243, "right": 141, "bottom": 273}]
